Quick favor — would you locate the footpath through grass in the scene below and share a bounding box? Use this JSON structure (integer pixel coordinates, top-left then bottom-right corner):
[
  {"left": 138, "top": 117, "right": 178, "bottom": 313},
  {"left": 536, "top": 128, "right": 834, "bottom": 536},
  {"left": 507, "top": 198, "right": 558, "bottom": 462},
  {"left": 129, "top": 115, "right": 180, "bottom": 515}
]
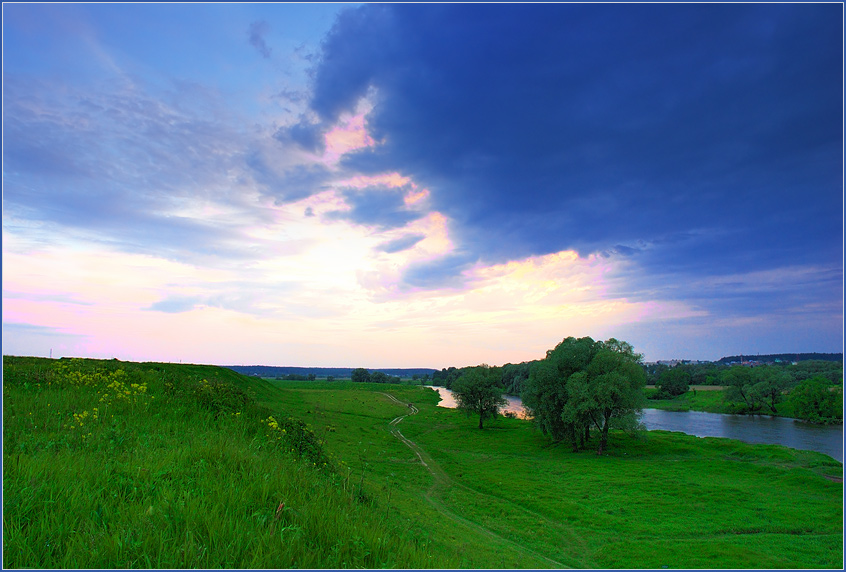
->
[
  {"left": 268, "top": 379, "right": 844, "bottom": 569},
  {"left": 3, "top": 357, "right": 444, "bottom": 569}
]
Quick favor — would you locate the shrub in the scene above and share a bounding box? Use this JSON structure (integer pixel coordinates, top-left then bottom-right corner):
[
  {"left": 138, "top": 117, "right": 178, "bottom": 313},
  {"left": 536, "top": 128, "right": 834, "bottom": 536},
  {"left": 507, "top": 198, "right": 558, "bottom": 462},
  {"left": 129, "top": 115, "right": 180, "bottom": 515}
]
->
[
  {"left": 657, "top": 368, "right": 690, "bottom": 397},
  {"left": 787, "top": 376, "right": 843, "bottom": 424}
]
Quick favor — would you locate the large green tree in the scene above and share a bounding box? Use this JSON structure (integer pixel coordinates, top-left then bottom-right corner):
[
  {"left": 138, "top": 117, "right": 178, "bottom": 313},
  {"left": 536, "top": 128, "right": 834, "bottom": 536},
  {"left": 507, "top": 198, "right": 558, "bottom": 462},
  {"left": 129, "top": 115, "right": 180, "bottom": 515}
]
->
[
  {"left": 721, "top": 366, "right": 759, "bottom": 412},
  {"left": 522, "top": 336, "right": 598, "bottom": 442},
  {"left": 451, "top": 365, "right": 507, "bottom": 429},
  {"left": 565, "top": 339, "right": 647, "bottom": 454},
  {"left": 751, "top": 366, "right": 792, "bottom": 414}
]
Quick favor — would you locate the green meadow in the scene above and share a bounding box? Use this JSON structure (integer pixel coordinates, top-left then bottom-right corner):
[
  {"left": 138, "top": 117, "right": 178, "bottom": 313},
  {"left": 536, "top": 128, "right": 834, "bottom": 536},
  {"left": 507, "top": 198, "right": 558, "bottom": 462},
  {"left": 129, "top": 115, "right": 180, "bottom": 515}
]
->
[
  {"left": 644, "top": 387, "right": 729, "bottom": 413},
  {"left": 4, "top": 357, "right": 843, "bottom": 568}
]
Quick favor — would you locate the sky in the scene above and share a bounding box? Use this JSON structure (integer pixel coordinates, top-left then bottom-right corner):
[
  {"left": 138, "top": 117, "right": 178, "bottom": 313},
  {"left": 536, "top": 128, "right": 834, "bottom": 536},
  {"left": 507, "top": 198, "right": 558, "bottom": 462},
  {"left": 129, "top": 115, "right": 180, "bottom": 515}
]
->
[{"left": 2, "top": 3, "right": 843, "bottom": 368}]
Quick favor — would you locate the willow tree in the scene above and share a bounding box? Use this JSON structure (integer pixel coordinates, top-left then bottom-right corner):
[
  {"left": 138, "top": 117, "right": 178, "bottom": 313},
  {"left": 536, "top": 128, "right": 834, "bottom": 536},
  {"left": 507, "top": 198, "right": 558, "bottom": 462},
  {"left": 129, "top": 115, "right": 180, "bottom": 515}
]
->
[
  {"left": 451, "top": 365, "right": 506, "bottom": 429},
  {"left": 522, "top": 336, "right": 598, "bottom": 443},
  {"left": 564, "top": 338, "right": 647, "bottom": 454}
]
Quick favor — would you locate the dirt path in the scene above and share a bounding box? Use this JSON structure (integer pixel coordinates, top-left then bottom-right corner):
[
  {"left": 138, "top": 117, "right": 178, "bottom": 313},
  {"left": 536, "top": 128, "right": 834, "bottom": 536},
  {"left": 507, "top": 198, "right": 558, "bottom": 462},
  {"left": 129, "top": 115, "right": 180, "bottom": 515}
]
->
[{"left": 378, "top": 392, "right": 569, "bottom": 569}]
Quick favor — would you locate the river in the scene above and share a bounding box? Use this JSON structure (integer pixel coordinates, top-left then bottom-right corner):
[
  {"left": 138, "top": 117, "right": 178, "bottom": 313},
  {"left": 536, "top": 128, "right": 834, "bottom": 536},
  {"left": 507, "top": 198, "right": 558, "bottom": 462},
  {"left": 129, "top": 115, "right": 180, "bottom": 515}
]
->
[{"left": 425, "top": 386, "right": 843, "bottom": 462}]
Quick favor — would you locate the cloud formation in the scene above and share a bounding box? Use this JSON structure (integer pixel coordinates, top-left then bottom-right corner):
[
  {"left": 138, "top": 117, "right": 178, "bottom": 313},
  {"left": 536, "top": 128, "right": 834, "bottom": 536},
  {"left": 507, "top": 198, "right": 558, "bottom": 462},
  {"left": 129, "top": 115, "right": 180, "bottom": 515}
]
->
[
  {"left": 249, "top": 20, "right": 272, "bottom": 59},
  {"left": 3, "top": 4, "right": 841, "bottom": 365},
  {"left": 307, "top": 4, "right": 841, "bottom": 281}
]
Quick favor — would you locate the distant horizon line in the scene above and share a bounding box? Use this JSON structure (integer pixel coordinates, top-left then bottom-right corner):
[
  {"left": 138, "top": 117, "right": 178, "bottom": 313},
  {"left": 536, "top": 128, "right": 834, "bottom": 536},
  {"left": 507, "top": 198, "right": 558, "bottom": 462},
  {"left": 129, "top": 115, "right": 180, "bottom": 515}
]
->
[{"left": 4, "top": 350, "right": 843, "bottom": 371}]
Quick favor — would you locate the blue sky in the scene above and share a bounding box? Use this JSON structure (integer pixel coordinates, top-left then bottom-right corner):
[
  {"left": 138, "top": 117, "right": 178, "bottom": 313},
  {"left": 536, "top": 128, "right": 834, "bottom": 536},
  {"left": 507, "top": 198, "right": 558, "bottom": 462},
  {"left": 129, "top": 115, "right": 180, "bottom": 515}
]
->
[{"left": 3, "top": 3, "right": 843, "bottom": 367}]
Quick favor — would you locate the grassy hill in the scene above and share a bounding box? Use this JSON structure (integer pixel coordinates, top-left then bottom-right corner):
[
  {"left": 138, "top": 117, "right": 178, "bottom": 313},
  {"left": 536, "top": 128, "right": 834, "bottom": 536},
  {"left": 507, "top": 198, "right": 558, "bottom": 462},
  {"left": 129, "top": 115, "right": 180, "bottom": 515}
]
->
[
  {"left": 2, "top": 356, "right": 440, "bottom": 568},
  {"left": 5, "top": 356, "right": 843, "bottom": 568}
]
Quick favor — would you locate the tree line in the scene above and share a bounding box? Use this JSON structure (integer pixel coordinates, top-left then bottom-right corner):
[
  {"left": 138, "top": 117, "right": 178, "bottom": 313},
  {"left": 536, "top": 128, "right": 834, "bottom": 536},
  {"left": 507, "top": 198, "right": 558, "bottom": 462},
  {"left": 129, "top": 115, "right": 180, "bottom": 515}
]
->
[
  {"left": 350, "top": 368, "right": 404, "bottom": 384},
  {"left": 651, "top": 364, "right": 843, "bottom": 424},
  {"left": 645, "top": 359, "right": 843, "bottom": 387},
  {"left": 440, "top": 339, "right": 843, "bottom": 443}
]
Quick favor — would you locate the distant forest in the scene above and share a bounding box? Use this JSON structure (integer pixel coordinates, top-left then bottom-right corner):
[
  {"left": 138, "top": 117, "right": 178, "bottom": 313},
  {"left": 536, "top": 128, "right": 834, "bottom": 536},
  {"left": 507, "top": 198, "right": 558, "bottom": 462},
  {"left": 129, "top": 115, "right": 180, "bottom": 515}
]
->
[
  {"left": 225, "top": 365, "right": 438, "bottom": 379},
  {"left": 716, "top": 353, "right": 843, "bottom": 364},
  {"left": 227, "top": 353, "right": 843, "bottom": 383}
]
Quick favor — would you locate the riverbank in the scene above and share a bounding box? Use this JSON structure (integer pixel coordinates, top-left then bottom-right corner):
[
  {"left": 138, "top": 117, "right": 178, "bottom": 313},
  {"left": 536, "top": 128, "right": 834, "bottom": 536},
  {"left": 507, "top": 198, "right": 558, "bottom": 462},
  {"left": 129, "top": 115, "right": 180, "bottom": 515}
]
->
[
  {"left": 645, "top": 387, "right": 728, "bottom": 413},
  {"left": 645, "top": 387, "right": 845, "bottom": 429},
  {"left": 448, "top": 385, "right": 844, "bottom": 460},
  {"left": 274, "top": 381, "right": 842, "bottom": 568}
]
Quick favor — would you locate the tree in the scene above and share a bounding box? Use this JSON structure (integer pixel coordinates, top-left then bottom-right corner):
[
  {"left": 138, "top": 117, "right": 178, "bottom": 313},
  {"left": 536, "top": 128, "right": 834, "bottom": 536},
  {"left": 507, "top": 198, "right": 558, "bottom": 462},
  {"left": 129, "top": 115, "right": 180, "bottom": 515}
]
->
[
  {"left": 787, "top": 376, "right": 843, "bottom": 424},
  {"left": 370, "top": 371, "right": 389, "bottom": 384},
  {"left": 657, "top": 368, "right": 690, "bottom": 397},
  {"left": 644, "top": 362, "right": 669, "bottom": 385},
  {"left": 502, "top": 362, "right": 532, "bottom": 395},
  {"left": 566, "top": 339, "right": 647, "bottom": 454},
  {"left": 431, "top": 366, "right": 463, "bottom": 388},
  {"left": 451, "top": 365, "right": 507, "bottom": 429},
  {"left": 522, "top": 336, "right": 598, "bottom": 443},
  {"left": 721, "top": 366, "right": 760, "bottom": 412},
  {"left": 351, "top": 368, "right": 371, "bottom": 383},
  {"left": 750, "top": 366, "right": 791, "bottom": 414}
]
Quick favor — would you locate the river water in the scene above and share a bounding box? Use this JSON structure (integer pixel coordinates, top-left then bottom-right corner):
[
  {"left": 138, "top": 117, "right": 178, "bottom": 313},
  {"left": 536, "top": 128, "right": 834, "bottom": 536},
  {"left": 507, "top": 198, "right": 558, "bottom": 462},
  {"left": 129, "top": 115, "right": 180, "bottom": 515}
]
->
[{"left": 425, "top": 386, "right": 843, "bottom": 462}]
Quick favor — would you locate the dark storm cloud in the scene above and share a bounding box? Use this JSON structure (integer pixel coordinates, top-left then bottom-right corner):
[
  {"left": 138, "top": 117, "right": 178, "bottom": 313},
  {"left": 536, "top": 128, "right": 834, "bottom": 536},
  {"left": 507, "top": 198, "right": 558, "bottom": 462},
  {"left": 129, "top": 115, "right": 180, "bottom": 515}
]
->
[
  {"left": 249, "top": 20, "right": 272, "bottom": 59},
  {"left": 308, "top": 3, "right": 843, "bottom": 306},
  {"left": 325, "top": 187, "right": 423, "bottom": 230}
]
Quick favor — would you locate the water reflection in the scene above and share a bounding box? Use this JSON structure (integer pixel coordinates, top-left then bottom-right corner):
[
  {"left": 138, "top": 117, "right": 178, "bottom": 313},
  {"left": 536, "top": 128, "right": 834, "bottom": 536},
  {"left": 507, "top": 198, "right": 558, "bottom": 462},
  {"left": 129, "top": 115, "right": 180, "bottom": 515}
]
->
[
  {"left": 425, "top": 386, "right": 843, "bottom": 461},
  {"left": 426, "top": 386, "right": 529, "bottom": 419}
]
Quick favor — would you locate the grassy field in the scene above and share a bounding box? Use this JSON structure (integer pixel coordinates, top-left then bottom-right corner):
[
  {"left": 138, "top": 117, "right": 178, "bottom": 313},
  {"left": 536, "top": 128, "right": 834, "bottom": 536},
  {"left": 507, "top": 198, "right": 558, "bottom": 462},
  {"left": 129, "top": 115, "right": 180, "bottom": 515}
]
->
[
  {"left": 644, "top": 387, "right": 729, "bottom": 413},
  {"left": 269, "top": 379, "right": 843, "bottom": 569},
  {"left": 5, "top": 358, "right": 843, "bottom": 568}
]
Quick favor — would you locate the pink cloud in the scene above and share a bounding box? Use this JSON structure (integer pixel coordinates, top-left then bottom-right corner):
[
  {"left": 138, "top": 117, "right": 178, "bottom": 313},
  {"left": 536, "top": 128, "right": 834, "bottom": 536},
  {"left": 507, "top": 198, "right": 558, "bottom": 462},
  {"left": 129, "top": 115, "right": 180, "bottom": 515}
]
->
[{"left": 323, "top": 112, "right": 375, "bottom": 163}]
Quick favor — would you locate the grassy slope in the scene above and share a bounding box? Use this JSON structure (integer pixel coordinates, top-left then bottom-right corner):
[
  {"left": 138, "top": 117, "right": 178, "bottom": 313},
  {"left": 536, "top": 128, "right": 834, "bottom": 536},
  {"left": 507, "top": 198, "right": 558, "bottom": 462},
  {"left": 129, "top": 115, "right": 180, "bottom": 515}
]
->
[
  {"left": 268, "top": 380, "right": 843, "bottom": 569},
  {"left": 2, "top": 357, "right": 442, "bottom": 569},
  {"left": 6, "top": 359, "right": 842, "bottom": 569}
]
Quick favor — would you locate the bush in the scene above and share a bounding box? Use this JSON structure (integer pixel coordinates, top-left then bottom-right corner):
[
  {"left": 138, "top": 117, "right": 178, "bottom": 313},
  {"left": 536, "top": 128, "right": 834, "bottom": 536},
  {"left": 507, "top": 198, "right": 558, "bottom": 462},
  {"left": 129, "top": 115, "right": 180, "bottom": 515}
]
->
[
  {"left": 657, "top": 368, "right": 690, "bottom": 397},
  {"left": 787, "top": 376, "right": 843, "bottom": 424}
]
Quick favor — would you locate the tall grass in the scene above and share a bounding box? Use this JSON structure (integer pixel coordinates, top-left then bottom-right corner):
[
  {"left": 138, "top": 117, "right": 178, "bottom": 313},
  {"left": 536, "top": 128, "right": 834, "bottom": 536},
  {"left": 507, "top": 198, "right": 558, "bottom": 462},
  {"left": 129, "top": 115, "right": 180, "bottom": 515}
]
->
[{"left": 3, "top": 356, "right": 444, "bottom": 569}]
